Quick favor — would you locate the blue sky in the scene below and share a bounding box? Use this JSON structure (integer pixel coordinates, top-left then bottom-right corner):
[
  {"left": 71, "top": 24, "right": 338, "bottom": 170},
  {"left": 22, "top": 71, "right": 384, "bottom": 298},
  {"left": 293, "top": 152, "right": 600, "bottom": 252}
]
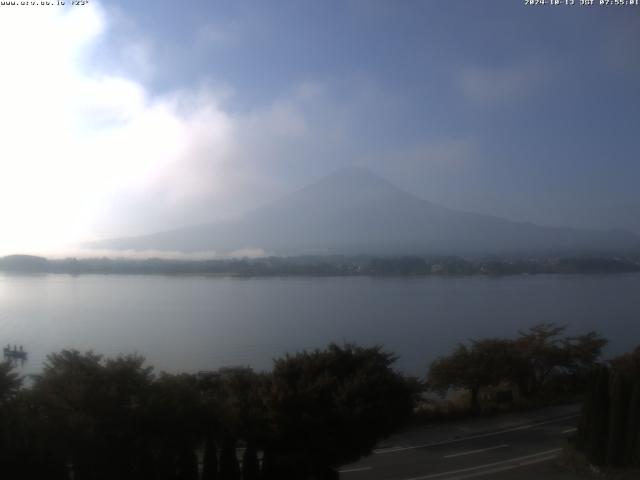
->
[{"left": 0, "top": 1, "right": 638, "bottom": 253}]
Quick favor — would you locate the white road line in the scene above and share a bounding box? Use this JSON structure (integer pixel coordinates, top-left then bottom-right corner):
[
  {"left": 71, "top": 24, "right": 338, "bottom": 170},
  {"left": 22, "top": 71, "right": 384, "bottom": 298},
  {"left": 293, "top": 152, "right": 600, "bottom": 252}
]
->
[
  {"left": 518, "top": 454, "right": 560, "bottom": 466},
  {"left": 436, "top": 464, "right": 516, "bottom": 480},
  {"left": 562, "top": 427, "right": 577, "bottom": 434},
  {"left": 339, "top": 466, "right": 372, "bottom": 474},
  {"left": 443, "top": 444, "right": 509, "bottom": 459},
  {"left": 434, "top": 455, "right": 559, "bottom": 480},
  {"left": 374, "top": 414, "right": 579, "bottom": 454},
  {"left": 399, "top": 448, "right": 563, "bottom": 480}
]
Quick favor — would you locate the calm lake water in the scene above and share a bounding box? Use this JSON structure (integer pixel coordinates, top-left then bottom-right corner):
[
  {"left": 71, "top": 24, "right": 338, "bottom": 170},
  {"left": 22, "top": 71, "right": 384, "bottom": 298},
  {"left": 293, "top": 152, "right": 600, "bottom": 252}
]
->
[{"left": 1, "top": 273, "right": 639, "bottom": 377}]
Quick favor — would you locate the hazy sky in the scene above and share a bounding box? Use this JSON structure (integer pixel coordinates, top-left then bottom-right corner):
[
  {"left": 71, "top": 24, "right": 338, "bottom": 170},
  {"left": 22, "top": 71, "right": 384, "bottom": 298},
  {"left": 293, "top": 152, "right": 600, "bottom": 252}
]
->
[{"left": 0, "top": 0, "right": 639, "bottom": 254}]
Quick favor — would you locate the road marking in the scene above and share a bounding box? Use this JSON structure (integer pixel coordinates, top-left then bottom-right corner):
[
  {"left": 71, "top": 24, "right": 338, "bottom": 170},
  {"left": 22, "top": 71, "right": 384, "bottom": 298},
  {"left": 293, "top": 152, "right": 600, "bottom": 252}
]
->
[
  {"left": 443, "top": 444, "right": 509, "bottom": 458},
  {"left": 339, "top": 466, "right": 372, "bottom": 474},
  {"left": 399, "top": 448, "right": 563, "bottom": 480},
  {"left": 374, "top": 414, "right": 579, "bottom": 454},
  {"left": 435, "top": 455, "right": 559, "bottom": 480},
  {"left": 562, "top": 427, "right": 577, "bottom": 434},
  {"left": 437, "top": 464, "right": 516, "bottom": 480},
  {"left": 518, "top": 454, "right": 560, "bottom": 466}
]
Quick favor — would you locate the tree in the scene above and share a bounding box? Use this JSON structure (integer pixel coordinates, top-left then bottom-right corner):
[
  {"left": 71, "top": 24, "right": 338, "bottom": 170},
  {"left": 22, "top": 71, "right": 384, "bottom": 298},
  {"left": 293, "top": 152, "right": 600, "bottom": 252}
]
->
[
  {"left": 32, "top": 350, "right": 107, "bottom": 480},
  {"left": 0, "top": 361, "right": 22, "bottom": 404},
  {"left": 610, "top": 346, "right": 640, "bottom": 377},
  {"left": 201, "top": 434, "right": 219, "bottom": 480},
  {"left": 219, "top": 436, "right": 241, "bottom": 480},
  {"left": 428, "top": 339, "right": 523, "bottom": 410},
  {"left": 241, "top": 442, "right": 260, "bottom": 480},
  {"left": 429, "top": 325, "right": 607, "bottom": 410},
  {"left": 626, "top": 383, "right": 640, "bottom": 467},
  {"left": 514, "top": 324, "right": 606, "bottom": 397},
  {"left": 564, "top": 331, "right": 609, "bottom": 373},
  {"left": 584, "top": 366, "right": 610, "bottom": 466},
  {"left": 1, "top": 362, "right": 68, "bottom": 480},
  {"left": 266, "top": 344, "right": 419, "bottom": 478},
  {"left": 606, "top": 373, "right": 631, "bottom": 466},
  {"left": 514, "top": 324, "right": 570, "bottom": 397},
  {"left": 197, "top": 367, "right": 268, "bottom": 480},
  {"left": 611, "top": 346, "right": 640, "bottom": 467},
  {"left": 148, "top": 373, "right": 203, "bottom": 480},
  {"left": 177, "top": 443, "right": 199, "bottom": 480},
  {"left": 0, "top": 389, "right": 69, "bottom": 480},
  {"left": 32, "top": 350, "right": 157, "bottom": 480},
  {"left": 576, "top": 346, "right": 640, "bottom": 468}
]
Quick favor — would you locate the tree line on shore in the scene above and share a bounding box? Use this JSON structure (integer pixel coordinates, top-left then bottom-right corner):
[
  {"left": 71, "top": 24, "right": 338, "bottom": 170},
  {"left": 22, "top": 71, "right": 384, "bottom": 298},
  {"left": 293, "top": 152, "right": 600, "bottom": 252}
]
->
[
  {"left": 1, "top": 253, "right": 639, "bottom": 276},
  {"left": 0, "top": 324, "right": 636, "bottom": 479}
]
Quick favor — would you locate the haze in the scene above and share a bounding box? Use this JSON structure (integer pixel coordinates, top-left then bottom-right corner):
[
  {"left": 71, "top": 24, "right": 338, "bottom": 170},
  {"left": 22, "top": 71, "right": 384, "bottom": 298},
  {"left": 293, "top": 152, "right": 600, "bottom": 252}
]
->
[{"left": 1, "top": 1, "right": 639, "bottom": 256}]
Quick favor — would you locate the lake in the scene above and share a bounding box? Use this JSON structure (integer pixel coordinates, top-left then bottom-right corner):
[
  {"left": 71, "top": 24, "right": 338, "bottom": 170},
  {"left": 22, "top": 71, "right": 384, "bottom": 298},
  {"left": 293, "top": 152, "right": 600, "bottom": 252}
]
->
[{"left": 1, "top": 273, "right": 639, "bottom": 377}]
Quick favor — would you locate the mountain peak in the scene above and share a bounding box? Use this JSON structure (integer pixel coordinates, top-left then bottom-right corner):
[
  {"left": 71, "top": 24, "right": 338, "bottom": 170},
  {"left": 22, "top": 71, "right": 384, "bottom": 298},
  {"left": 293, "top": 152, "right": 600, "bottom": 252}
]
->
[
  {"left": 93, "top": 167, "right": 640, "bottom": 256},
  {"left": 304, "top": 166, "right": 399, "bottom": 197}
]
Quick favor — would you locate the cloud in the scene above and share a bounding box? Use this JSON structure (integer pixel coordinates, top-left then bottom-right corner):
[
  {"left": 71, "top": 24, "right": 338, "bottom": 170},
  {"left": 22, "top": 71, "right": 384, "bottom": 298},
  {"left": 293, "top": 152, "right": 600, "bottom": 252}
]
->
[
  {"left": 58, "top": 247, "right": 268, "bottom": 261},
  {"left": 0, "top": 2, "right": 425, "bottom": 256},
  {"left": 0, "top": 3, "right": 238, "bottom": 254},
  {"left": 457, "top": 63, "right": 547, "bottom": 104},
  {"left": 0, "top": 1, "right": 358, "bottom": 256},
  {"left": 96, "top": 82, "right": 351, "bottom": 240}
]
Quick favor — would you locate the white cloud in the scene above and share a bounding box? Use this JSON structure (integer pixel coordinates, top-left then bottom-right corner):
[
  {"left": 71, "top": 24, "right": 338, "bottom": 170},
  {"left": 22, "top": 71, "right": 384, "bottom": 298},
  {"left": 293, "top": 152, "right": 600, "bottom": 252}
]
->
[
  {"left": 57, "top": 247, "right": 268, "bottom": 261},
  {"left": 0, "top": 3, "right": 237, "bottom": 255},
  {"left": 0, "top": 3, "right": 384, "bottom": 256}
]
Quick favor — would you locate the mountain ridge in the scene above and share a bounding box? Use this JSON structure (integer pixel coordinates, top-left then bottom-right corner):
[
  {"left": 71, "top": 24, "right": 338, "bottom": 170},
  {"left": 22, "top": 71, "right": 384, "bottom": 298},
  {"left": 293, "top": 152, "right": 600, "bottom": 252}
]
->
[{"left": 92, "top": 167, "right": 640, "bottom": 256}]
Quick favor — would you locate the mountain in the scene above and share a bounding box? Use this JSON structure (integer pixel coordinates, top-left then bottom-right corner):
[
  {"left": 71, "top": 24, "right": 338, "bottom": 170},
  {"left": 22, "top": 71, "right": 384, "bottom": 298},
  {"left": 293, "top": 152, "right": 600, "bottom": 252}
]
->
[
  {"left": 93, "top": 167, "right": 640, "bottom": 256},
  {"left": 0, "top": 254, "right": 49, "bottom": 272}
]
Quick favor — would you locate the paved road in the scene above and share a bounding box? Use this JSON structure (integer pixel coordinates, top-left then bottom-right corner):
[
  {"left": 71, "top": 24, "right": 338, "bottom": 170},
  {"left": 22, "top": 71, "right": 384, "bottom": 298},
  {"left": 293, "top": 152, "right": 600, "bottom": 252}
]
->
[{"left": 339, "top": 405, "right": 585, "bottom": 480}]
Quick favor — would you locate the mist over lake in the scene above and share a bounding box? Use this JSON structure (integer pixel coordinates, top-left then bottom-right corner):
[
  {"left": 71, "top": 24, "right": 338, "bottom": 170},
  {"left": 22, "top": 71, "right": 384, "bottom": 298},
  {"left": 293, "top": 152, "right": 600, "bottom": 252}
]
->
[{"left": 2, "top": 272, "right": 638, "bottom": 377}]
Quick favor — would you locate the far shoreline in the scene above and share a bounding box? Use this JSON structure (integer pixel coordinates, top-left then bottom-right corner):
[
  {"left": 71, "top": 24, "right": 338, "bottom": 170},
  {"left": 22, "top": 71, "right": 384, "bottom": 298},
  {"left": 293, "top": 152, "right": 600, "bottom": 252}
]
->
[{"left": 1, "top": 253, "right": 639, "bottom": 277}]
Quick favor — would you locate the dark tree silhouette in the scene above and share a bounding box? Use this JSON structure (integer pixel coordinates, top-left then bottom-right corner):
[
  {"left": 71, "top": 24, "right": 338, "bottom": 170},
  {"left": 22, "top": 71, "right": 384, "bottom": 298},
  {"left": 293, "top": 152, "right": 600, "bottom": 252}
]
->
[
  {"left": 197, "top": 367, "right": 269, "bottom": 480},
  {"left": 606, "top": 373, "right": 631, "bottom": 467},
  {"left": 241, "top": 442, "right": 260, "bottom": 480},
  {"left": 514, "top": 324, "right": 571, "bottom": 396},
  {"left": 148, "top": 373, "right": 204, "bottom": 480},
  {"left": 202, "top": 434, "right": 219, "bottom": 480},
  {"left": 177, "top": 444, "right": 199, "bottom": 480},
  {"left": 1, "top": 343, "right": 414, "bottom": 479},
  {"left": 626, "top": 383, "right": 640, "bottom": 467},
  {"left": 584, "top": 366, "right": 611, "bottom": 466},
  {"left": 610, "top": 346, "right": 640, "bottom": 377},
  {"left": 31, "top": 351, "right": 158, "bottom": 480},
  {"left": 429, "top": 324, "right": 607, "bottom": 410},
  {"left": 576, "top": 347, "right": 640, "bottom": 469},
  {"left": 265, "top": 343, "right": 419, "bottom": 478},
  {"left": 0, "top": 361, "right": 22, "bottom": 404},
  {"left": 219, "top": 436, "right": 241, "bottom": 480},
  {"left": 428, "top": 339, "right": 522, "bottom": 410}
]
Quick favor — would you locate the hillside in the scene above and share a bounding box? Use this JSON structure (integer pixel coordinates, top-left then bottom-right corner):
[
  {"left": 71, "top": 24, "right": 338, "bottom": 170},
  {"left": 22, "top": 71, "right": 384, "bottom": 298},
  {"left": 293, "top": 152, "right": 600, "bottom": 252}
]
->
[{"left": 93, "top": 167, "right": 640, "bottom": 256}]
